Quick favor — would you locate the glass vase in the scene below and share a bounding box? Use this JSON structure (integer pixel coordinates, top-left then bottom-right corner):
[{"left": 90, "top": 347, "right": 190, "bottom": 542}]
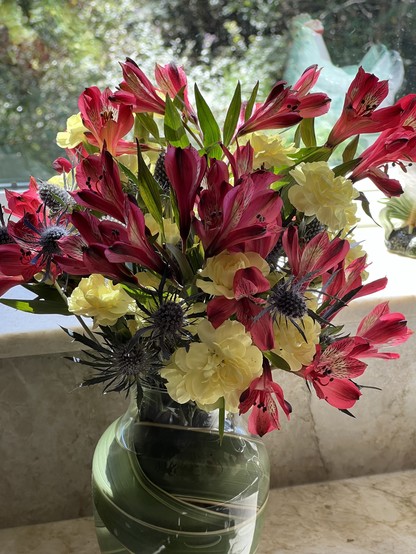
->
[{"left": 92, "top": 386, "right": 270, "bottom": 554}]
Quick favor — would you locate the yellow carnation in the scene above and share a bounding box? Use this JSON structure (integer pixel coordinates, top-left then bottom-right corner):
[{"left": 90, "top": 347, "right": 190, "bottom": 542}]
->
[
  {"left": 240, "top": 131, "right": 297, "bottom": 169},
  {"left": 68, "top": 274, "right": 136, "bottom": 327},
  {"left": 272, "top": 315, "right": 320, "bottom": 371},
  {"left": 161, "top": 319, "right": 263, "bottom": 412},
  {"left": 47, "top": 171, "right": 74, "bottom": 189},
  {"left": 56, "top": 113, "right": 88, "bottom": 149},
  {"left": 289, "top": 162, "right": 359, "bottom": 231},
  {"left": 197, "top": 251, "right": 270, "bottom": 299},
  {"left": 144, "top": 213, "right": 180, "bottom": 245}
]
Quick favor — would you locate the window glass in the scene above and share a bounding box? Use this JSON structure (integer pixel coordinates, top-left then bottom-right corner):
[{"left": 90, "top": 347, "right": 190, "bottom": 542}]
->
[{"left": 1, "top": 0, "right": 414, "bottom": 184}]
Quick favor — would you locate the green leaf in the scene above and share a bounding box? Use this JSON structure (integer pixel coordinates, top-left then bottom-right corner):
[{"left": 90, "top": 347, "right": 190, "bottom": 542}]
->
[
  {"left": 164, "top": 95, "right": 190, "bottom": 148},
  {"left": 288, "top": 146, "right": 331, "bottom": 164},
  {"left": 332, "top": 157, "right": 361, "bottom": 177},
  {"left": 222, "top": 81, "right": 241, "bottom": 147},
  {"left": 165, "top": 243, "right": 195, "bottom": 283},
  {"left": 263, "top": 351, "right": 291, "bottom": 372},
  {"left": 342, "top": 134, "right": 360, "bottom": 162},
  {"left": 22, "top": 282, "right": 65, "bottom": 302},
  {"left": 134, "top": 113, "right": 160, "bottom": 142},
  {"left": 293, "top": 123, "right": 302, "bottom": 149},
  {"left": 194, "top": 84, "right": 222, "bottom": 159},
  {"left": 299, "top": 118, "right": 316, "bottom": 147},
  {"left": 245, "top": 81, "right": 259, "bottom": 121},
  {"left": 0, "top": 298, "right": 71, "bottom": 315},
  {"left": 119, "top": 144, "right": 165, "bottom": 239}
]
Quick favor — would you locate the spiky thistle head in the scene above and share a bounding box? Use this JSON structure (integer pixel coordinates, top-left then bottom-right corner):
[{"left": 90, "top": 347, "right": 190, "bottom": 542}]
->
[
  {"left": 66, "top": 326, "right": 163, "bottom": 394},
  {"left": 38, "top": 181, "right": 75, "bottom": 213}
]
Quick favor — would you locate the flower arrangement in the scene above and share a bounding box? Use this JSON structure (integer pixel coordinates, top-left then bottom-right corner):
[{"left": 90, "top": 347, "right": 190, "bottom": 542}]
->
[{"left": 0, "top": 60, "right": 413, "bottom": 437}]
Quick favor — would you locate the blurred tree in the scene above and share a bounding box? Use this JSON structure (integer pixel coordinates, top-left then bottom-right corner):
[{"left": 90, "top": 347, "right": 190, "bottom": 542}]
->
[{"left": 0, "top": 0, "right": 415, "bottom": 182}]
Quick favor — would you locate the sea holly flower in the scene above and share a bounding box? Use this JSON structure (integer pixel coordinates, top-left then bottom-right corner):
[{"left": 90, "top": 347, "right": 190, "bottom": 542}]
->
[
  {"left": 68, "top": 274, "right": 137, "bottom": 328},
  {"left": 239, "top": 359, "right": 291, "bottom": 436},
  {"left": 7, "top": 211, "right": 69, "bottom": 280},
  {"left": 78, "top": 86, "right": 135, "bottom": 155},
  {"left": 161, "top": 319, "right": 263, "bottom": 412},
  {"left": 326, "top": 66, "right": 403, "bottom": 147},
  {"left": 289, "top": 162, "right": 360, "bottom": 232}
]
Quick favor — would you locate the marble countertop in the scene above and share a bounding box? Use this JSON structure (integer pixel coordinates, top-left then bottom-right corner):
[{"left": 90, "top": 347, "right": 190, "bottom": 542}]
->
[{"left": 1, "top": 469, "right": 415, "bottom": 554}]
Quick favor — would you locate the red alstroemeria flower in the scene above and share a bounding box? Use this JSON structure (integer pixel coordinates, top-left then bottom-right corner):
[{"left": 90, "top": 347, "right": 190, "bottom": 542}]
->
[
  {"left": 4, "top": 177, "right": 42, "bottom": 217},
  {"left": 350, "top": 127, "right": 416, "bottom": 196},
  {"left": 326, "top": 67, "right": 403, "bottom": 147},
  {"left": 55, "top": 211, "right": 138, "bottom": 283},
  {"left": 155, "top": 62, "right": 196, "bottom": 121},
  {"left": 52, "top": 157, "right": 73, "bottom": 174},
  {"left": 78, "top": 86, "right": 135, "bottom": 156},
  {"left": 207, "top": 266, "right": 274, "bottom": 350},
  {"left": 236, "top": 81, "right": 302, "bottom": 136},
  {"left": 73, "top": 149, "right": 127, "bottom": 222},
  {"left": 287, "top": 65, "right": 331, "bottom": 118},
  {"left": 0, "top": 243, "right": 41, "bottom": 283},
  {"left": 106, "top": 199, "right": 166, "bottom": 275},
  {"left": 239, "top": 360, "right": 291, "bottom": 436},
  {"left": 282, "top": 227, "right": 350, "bottom": 285},
  {"left": 299, "top": 338, "right": 367, "bottom": 409},
  {"left": 164, "top": 145, "right": 207, "bottom": 247},
  {"left": 113, "top": 58, "right": 166, "bottom": 115},
  {"left": 353, "top": 301, "right": 413, "bottom": 359},
  {"left": 321, "top": 256, "right": 388, "bottom": 321},
  {"left": 195, "top": 169, "right": 282, "bottom": 257}
]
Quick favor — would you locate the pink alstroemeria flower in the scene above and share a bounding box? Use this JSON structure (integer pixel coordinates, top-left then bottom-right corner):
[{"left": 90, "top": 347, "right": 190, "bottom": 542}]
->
[
  {"left": 299, "top": 338, "right": 367, "bottom": 409},
  {"left": 4, "top": 177, "right": 42, "bottom": 218},
  {"left": 236, "top": 81, "right": 302, "bottom": 136},
  {"left": 113, "top": 58, "right": 166, "bottom": 115},
  {"left": 55, "top": 211, "right": 138, "bottom": 284},
  {"left": 207, "top": 266, "right": 274, "bottom": 350},
  {"left": 282, "top": 226, "right": 350, "bottom": 285},
  {"left": 353, "top": 302, "right": 413, "bottom": 359},
  {"left": 287, "top": 64, "right": 331, "bottom": 118},
  {"left": 326, "top": 67, "right": 403, "bottom": 147},
  {"left": 73, "top": 149, "right": 127, "bottom": 222},
  {"left": 78, "top": 86, "right": 135, "bottom": 155},
  {"left": 350, "top": 127, "right": 416, "bottom": 196},
  {"left": 155, "top": 62, "right": 196, "bottom": 121},
  {"left": 195, "top": 167, "right": 282, "bottom": 257},
  {"left": 239, "top": 360, "right": 291, "bottom": 436},
  {"left": 164, "top": 145, "right": 207, "bottom": 247},
  {"left": 321, "top": 256, "right": 388, "bottom": 321}
]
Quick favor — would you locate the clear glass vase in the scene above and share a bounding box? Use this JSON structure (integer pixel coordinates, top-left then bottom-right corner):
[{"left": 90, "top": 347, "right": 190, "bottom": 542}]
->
[{"left": 92, "top": 386, "right": 270, "bottom": 554}]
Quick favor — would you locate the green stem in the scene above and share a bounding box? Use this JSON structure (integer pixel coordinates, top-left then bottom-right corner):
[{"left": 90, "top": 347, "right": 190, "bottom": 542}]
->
[
  {"left": 53, "top": 280, "right": 98, "bottom": 344},
  {"left": 183, "top": 121, "right": 204, "bottom": 149}
]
